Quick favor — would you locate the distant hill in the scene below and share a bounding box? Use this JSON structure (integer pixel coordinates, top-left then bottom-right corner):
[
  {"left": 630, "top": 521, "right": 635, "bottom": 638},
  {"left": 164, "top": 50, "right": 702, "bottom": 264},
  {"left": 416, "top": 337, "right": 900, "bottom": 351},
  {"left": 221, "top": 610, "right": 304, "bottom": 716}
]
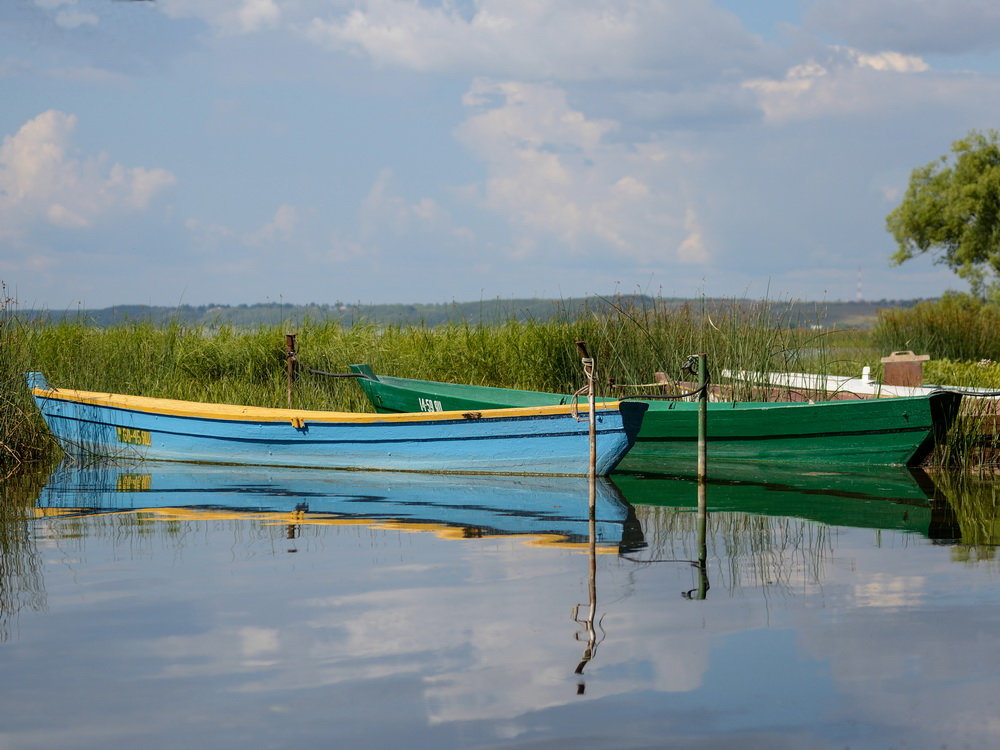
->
[{"left": 17, "top": 296, "right": 923, "bottom": 329}]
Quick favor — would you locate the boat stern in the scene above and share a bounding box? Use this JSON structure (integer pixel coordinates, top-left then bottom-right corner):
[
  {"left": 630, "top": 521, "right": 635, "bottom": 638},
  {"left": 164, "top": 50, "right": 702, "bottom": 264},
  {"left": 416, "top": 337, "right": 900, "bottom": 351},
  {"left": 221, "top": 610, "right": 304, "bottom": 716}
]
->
[
  {"left": 907, "top": 389, "right": 964, "bottom": 465},
  {"left": 25, "top": 371, "right": 52, "bottom": 394},
  {"left": 618, "top": 400, "right": 649, "bottom": 448}
]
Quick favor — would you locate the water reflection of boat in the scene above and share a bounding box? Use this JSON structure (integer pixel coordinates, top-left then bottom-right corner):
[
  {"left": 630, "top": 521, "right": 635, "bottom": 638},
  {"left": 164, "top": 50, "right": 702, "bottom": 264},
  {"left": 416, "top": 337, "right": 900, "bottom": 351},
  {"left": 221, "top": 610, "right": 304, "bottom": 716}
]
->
[
  {"left": 35, "top": 461, "right": 646, "bottom": 552},
  {"left": 613, "top": 460, "right": 958, "bottom": 540}
]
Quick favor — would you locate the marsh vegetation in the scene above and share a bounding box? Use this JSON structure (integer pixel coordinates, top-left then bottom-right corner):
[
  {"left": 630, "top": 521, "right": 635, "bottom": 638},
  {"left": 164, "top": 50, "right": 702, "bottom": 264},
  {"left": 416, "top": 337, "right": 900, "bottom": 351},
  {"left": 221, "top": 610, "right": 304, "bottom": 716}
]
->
[{"left": 3, "top": 293, "right": 999, "bottom": 471}]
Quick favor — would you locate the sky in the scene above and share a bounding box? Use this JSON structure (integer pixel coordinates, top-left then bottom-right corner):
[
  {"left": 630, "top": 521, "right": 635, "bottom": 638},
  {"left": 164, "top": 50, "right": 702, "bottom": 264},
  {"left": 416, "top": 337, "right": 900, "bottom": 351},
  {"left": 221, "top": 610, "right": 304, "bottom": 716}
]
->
[{"left": 2, "top": 0, "right": 1000, "bottom": 309}]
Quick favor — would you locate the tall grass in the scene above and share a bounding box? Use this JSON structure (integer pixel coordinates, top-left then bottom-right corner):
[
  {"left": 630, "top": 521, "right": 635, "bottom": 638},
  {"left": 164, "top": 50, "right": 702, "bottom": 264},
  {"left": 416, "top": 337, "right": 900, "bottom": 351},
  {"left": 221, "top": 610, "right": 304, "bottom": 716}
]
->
[
  {"left": 919, "top": 363, "right": 1000, "bottom": 474},
  {"left": 0, "top": 289, "right": 55, "bottom": 468},
  {"left": 2, "top": 296, "right": 837, "bottom": 466},
  {"left": 4, "top": 294, "right": 998, "bottom": 472},
  {"left": 872, "top": 293, "right": 1000, "bottom": 362}
]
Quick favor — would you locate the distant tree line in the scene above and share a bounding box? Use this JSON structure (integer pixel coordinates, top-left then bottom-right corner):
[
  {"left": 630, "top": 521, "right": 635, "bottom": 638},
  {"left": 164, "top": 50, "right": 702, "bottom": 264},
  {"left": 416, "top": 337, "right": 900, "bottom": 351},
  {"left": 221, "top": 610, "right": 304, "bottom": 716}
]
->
[{"left": 17, "top": 295, "right": 923, "bottom": 329}]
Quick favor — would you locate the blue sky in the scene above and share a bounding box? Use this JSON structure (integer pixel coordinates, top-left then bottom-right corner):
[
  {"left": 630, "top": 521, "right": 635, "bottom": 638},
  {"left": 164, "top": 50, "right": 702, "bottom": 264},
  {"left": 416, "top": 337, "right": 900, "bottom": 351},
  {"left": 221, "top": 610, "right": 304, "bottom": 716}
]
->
[{"left": 3, "top": 0, "right": 1000, "bottom": 308}]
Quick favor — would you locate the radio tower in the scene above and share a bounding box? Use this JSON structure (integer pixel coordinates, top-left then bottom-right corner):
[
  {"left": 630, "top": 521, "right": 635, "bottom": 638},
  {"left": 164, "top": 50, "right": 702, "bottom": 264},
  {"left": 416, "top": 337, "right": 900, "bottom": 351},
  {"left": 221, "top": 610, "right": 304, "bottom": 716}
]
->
[{"left": 856, "top": 266, "right": 863, "bottom": 302}]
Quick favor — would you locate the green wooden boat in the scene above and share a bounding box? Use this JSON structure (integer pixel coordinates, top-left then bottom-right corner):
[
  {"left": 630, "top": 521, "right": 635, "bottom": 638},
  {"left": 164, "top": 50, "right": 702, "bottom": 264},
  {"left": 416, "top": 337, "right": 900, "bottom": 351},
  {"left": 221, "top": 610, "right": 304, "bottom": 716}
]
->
[{"left": 347, "top": 365, "right": 961, "bottom": 467}]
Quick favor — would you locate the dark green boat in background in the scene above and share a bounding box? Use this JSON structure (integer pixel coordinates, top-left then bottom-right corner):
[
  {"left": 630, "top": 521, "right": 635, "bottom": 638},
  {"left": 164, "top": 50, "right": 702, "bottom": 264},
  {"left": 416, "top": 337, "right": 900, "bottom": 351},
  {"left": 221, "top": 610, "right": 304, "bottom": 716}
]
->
[{"left": 347, "top": 365, "right": 961, "bottom": 467}]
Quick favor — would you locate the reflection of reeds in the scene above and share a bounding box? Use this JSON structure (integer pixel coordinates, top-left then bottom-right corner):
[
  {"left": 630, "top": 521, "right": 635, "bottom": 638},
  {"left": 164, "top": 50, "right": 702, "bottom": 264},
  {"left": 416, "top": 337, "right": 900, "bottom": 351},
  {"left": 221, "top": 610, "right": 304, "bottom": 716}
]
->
[
  {"left": 930, "top": 473, "right": 1000, "bottom": 563},
  {"left": 629, "top": 506, "right": 833, "bottom": 597},
  {"left": 0, "top": 466, "right": 49, "bottom": 641}
]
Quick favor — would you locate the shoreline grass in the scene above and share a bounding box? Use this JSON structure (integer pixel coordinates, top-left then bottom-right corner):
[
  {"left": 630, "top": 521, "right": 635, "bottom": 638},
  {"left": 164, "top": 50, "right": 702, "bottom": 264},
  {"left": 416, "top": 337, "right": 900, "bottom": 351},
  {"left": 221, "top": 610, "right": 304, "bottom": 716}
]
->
[{"left": 3, "top": 294, "right": 998, "bottom": 473}]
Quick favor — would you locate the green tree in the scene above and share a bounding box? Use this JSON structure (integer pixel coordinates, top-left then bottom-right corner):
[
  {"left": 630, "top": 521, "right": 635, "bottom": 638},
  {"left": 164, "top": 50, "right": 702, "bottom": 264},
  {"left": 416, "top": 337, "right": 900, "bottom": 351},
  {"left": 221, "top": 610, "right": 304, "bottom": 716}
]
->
[{"left": 886, "top": 130, "right": 1000, "bottom": 298}]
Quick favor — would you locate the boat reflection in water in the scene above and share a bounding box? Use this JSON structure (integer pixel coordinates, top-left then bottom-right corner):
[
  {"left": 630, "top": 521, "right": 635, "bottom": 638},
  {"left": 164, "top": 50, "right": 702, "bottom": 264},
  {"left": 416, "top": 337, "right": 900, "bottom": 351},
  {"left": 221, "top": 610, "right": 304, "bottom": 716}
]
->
[
  {"left": 615, "top": 458, "right": 956, "bottom": 539},
  {"left": 35, "top": 460, "right": 646, "bottom": 554},
  {"left": 10, "top": 454, "right": 1000, "bottom": 747},
  {"left": 613, "top": 459, "right": 962, "bottom": 600}
]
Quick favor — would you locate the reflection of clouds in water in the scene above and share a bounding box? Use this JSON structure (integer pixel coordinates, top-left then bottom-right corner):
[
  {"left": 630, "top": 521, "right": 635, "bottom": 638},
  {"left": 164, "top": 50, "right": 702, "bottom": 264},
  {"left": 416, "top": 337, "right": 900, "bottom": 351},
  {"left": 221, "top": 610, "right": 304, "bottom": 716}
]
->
[
  {"left": 91, "top": 515, "right": 1000, "bottom": 744},
  {"left": 139, "top": 544, "right": 723, "bottom": 723},
  {"left": 306, "top": 562, "right": 725, "bottom": 723},
  {"left": 799, "top": 610, "right": 1000, "bottom": 748},
  {"left": 853, "top": 574, "right": 926, "bottom": 609},
  {"left": 789, "top": 540, "right": 1000, "bottom": 749},
  {"left": 423, "top": 632, "right": 710, "bottom": 725},
  {"left": 152, "top": 626, "right": 283, "bottom": 677}
]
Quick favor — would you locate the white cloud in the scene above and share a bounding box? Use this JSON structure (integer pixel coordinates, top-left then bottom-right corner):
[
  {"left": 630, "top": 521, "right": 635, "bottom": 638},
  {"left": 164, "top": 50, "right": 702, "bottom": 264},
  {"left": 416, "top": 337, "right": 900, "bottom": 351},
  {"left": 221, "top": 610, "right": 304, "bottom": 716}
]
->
[
  {"left": 246, "top": 203, "right": 299, "bottom": 246},
  {"left": 742, "top": 47, "right": 932, "bottom": 123},
  {"left": 0, "top": 253, "right": 56, "bottom": 274},
  {"left": 806, "top": 0, "right": 1000, "bottom": 55},
  {"left": 456, "top": 80, "right": 706, "bottom": 265},
  {"left": 854, "top": 50, "right": 929, "bottom": 73},
  {"left": 0, "top": 110, "right": 175, "bottom": 241},
  {"left": 31, "top": 0, "right": 98, "bottom": 29},
  {"left": 158, "top": 0, "right": 281, "bottom": 34},
  {"left": 361, "top": 169, "right": 449, "bottom": 240},
  {"left": 54, "top": 9, "right": 98, "bottom": 29},
  {"left": 677, "top": 208, "right": 709, "bottom": 264},
  {"left": 305, "top": 0, "right": 770, "bottom": 83}
]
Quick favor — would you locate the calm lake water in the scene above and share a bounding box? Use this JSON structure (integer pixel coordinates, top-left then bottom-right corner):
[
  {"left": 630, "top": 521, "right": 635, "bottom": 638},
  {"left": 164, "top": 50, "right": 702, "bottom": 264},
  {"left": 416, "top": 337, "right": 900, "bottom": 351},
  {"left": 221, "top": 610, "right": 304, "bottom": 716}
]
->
[{"left": 1, "top": 460, "right": 999, "bottom": 749}]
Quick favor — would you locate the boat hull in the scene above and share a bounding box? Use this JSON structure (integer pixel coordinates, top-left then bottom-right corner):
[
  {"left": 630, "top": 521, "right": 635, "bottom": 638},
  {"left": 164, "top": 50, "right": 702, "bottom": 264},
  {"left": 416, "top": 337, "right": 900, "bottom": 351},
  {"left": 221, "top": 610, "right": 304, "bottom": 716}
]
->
[
  {"left": 347, "top": 365, "right": 961, "bottom": 467},
  {"left": 27, "top": 373, "right": 646, "bottom": 476}
]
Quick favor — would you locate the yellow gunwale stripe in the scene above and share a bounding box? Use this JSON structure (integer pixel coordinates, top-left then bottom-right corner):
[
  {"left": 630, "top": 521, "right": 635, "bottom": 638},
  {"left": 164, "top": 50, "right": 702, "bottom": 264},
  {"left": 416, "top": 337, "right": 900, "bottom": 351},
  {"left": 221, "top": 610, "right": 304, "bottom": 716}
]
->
[{"left": 31, "top": 386, "right": 622, "bottom": 424}]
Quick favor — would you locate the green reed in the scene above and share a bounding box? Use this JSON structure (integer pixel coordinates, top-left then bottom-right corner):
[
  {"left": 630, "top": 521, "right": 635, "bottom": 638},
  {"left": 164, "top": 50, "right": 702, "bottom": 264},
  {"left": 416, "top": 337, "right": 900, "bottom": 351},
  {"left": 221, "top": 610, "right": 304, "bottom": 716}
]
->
[
  {"left": 0, "top": 289, "right": 56, "bottom": 467},
  {"left": 872, "top": 293, "right": 1000, "bottom": 362},
  {"left": 918, "top": 362, "right": 1000, "bottom": 474},
  {"left": 3, "top": 293, "right": 996, "bottom": 471}
]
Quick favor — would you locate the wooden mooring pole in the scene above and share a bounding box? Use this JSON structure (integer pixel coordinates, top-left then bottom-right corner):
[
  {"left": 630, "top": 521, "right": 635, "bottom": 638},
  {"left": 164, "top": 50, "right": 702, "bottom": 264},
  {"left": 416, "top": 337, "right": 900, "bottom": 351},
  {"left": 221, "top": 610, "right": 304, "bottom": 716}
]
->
[
  {"left": 576, "top": 341, "right": 597, "bottom": 491},
  {"left": 573, "top": 339, "right": 599, "bottom": 688},
  {"left": 285, "top": 333, "right": 298, "bottom": 408},
  {"left": 696, "top": 352, "right": 708, "bottom": 484}
]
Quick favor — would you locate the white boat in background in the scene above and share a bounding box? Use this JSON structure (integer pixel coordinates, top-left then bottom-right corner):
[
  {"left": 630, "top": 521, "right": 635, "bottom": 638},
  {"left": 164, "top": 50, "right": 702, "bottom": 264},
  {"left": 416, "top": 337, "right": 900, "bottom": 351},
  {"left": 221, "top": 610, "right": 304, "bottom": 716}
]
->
[{"left": 722, "top": 368, "right": 1000, "bottom": 400}]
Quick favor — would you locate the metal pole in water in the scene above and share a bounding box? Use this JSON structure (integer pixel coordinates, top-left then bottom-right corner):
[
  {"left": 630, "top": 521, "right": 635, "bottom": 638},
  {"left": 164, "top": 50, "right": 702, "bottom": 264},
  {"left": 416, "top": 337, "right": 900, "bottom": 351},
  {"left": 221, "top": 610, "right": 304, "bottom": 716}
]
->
[{"left": 697, "top": 352, "right": 708, "bottom": 483}]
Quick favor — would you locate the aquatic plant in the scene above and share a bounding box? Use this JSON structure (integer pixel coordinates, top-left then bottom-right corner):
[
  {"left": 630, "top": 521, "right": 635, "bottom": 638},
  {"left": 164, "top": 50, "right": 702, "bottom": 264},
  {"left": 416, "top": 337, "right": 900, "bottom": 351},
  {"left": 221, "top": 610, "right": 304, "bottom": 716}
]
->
[
  {"left": 5, "top": 291, "right": 1000, "bottom": 471},
  {"left": 872, "top": 293, "right": 1000, "bottom": 362}
]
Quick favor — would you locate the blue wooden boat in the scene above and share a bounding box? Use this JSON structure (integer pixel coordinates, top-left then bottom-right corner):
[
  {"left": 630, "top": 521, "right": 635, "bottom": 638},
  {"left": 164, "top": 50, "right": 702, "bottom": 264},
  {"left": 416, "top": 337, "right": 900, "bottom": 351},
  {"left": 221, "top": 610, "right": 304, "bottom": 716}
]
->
[
  {"left": 34, "top": 460, "right": 645, "bottom": 551},
  {"left": 26, "top": 373, "right": 646, "bottom": 476}
]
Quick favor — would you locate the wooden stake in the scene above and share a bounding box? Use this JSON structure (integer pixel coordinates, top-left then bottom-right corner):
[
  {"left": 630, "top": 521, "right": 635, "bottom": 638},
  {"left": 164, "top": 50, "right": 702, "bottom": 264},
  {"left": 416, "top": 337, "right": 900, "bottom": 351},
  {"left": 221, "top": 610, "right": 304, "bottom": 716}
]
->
[
  {"left": 575, "top": 340, "right": 597, "bottom": 489},
  {"left": 697, "top": 352, "right": 707, "bottom": 483},
  {"left": 285, "top": 333, "right": 297, "bottom": 409}
]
